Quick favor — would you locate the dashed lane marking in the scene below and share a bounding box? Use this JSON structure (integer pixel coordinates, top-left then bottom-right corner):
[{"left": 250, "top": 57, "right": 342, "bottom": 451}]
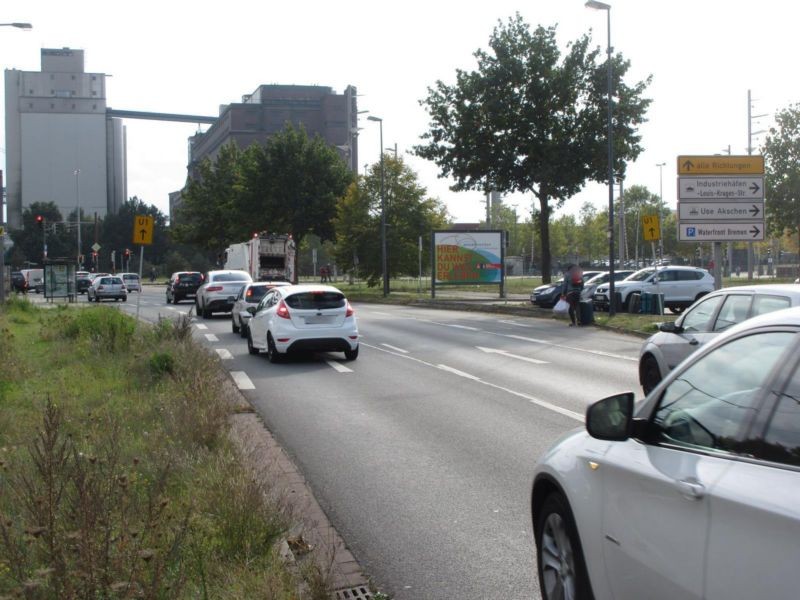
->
[
  {"left": 204, "top": 333, "right": 219, "bottom": 342},
  {"left": 381, "top": 343, "right": 408, "bottom": 354},
  {"left": 194, "top": 324, "right": 208, "bottom": 330},
  {"left": 215, "top": 348, "right": 233, "bottom": 360},
  {"left": 476, "top": 346, "right": 548, "bottom": 365},
  {"left": 437, "top": 364, "right": 481, "bottom": 380},
  {"left": 501, "top": 334, "right": 637, "bottom": 362},
  {"left": 166, "top": 307, "right": 177, "bottom": 311},
  {"left": 230, "top": 371, "right": 255, "bottom": 390},
  {"left": 326, "top": 360, "right": 353, "bottom": 373}
]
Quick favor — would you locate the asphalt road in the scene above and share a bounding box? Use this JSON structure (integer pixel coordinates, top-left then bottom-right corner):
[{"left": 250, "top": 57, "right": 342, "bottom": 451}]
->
[{"left": 111, "top": 286, "right": 643, "bottom": 599}]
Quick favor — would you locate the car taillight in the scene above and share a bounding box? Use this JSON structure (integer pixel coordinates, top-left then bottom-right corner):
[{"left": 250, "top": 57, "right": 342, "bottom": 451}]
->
[
  {"left": 207, "top": 285, "right": 223, "bottom": 292},
  {"left": 246, "top": 289, "right": 253, "bottom": 298},
  {"left": 345, "top": 301, "right": 354, "bottom": 317},
  {"left": 276, "top": 299, "right": 290, "bottom": 319}
]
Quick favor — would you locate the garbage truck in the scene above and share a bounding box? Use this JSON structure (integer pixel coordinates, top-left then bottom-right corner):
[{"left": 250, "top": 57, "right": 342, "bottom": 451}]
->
[{"left": 223, "top": 232, "right": 297, "bottom": 283}]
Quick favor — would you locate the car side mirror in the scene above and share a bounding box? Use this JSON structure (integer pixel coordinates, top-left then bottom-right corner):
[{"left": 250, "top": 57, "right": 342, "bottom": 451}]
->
[
  {"left": 246, "top": 306, "right": 257, "bottom": 315},
  {"left": 586, "top": 392, "right": 635, "bottom": 441},
  {"left": 659, "top": 321, "right": 683, "bottom": 334}
]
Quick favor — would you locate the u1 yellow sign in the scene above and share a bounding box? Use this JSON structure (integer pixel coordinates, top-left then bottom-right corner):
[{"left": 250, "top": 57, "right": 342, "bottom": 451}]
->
[
  {"left": 133, "top": 215, "right": 153, "bottom": 245},
  {"left": 642, "top": 215, "right": 661, "bottom": 241},
  {"left": 677, "top": 155, "right": 764, "bottom": 175}
]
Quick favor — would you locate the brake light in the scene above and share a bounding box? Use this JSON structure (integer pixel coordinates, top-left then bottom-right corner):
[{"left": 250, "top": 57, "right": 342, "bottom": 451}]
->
[
  {"left": 276, "top": 299, "right": 290, "bottom": 319},
  {"left": 246, "top": 288, "right": 253, "bottom": 298},
  {"left": 207, "top": 285, "right": 223, "bottom": 292},
  {"left": 346, "top": 301, "right": 354, "bottom": 317}
]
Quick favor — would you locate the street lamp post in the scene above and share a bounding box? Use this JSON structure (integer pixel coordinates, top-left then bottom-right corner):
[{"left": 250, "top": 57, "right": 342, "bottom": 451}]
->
[
  {"left": 367, "top": 116, "right": 389, "bottom": 297},
  {"left": 74, "top": 169, "right": 82, "bottom": 268},
  {"left": 586, "top": 0, "right": 615, "bottom": 315},
  {"left": 656, "top": 162, "right": 666, "bottom": 261}
]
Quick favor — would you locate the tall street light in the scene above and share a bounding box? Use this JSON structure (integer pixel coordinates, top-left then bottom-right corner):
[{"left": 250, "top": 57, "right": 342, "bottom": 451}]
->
[
  {"left": 586, "top": 0, "right": 615, "bottom": 315},
  {"left": 367, "top": 115, "right": 389, "bottom": 297},
  {"left": 656, "top": 162, "right": 666, "bottom": 260},
  {"left": 74, "top": 169, "right": 81, "bottom": 268}
]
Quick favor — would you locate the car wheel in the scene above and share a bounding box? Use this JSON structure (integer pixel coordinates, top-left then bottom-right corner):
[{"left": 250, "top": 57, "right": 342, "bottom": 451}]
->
[
  {"left": 669, "top": 306, "right": 685, "bottom": 315},
  {"left": 121, "top": 297, "right": 127, "bottom": 302},
  {"left": 166, "top": 294, "right": 171, "bottom": 304},
  {"left": 232, "top": 317, "right": 240, "bottom": 334},
  {"left": 640, "top": 355, "right": 662, "bottom": 395},
  {"left": 240, "top": 323, "right": 248, "bottom": 339},
  {"left": 246, "top": 330, "right": 259, "bottom": 355},
  {"left": 536, "top": 492, "right": 593, "bottom": 600},
  {"left": 266, "top": 334, "right": 282, "bottom": 363},
  {"left": 174, "top": 296, "right": 182, "bottom": 304},
  {"left": 344, "top": 346, "right": 359, "bottom": 361}
]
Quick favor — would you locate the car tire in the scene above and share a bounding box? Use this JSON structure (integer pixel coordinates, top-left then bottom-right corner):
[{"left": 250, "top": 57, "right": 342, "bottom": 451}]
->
[
  {"left": 174, "top": 296, "right": 182, "bottom": 304},
  {"left": 536, "top": 492, "right": 594, "bottom": 600},
  {"left": 121, "top": 297, "right": 127, "bottom": 302},
  {"left": 344, "top": 346, "right": 359, "bottom": 361},
  {"left": 166, "top": 295, "right": 171, "bottom": 304},
  {"left": 640, "top": 355, "right": 662, "bottom": 395},
  {"left": 669, "top": 306, "right": 685, "bottom": 315},
  {"left": 247, "top": 330, "right": 259, "bottom": 355},
  {"left": 240, "top": 323, "right": 248, "bottom": 339},
  {"left": 266, "top": 334, "right": 282, "bottom": 363},
  {"left": 232, "top": 317, "right": 240, "bottom": 334}
]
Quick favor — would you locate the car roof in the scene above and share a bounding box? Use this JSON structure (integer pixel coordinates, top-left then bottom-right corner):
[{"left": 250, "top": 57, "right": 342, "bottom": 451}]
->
[
  {"left": 276, "top": 284, "right": 345, "bottom": 295},
  {"left": 247, "top": 281, "right": 290, "bottom": 287},
  {"left": 707, "top": 283, "right": 800, "bottom": 296}
]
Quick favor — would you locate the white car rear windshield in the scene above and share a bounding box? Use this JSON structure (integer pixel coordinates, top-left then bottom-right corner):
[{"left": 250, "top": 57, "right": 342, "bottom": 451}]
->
[
  {"left": 285, "top": 291, "right": 345, "bottom": 310},
  {"left": 212, "top": 273, "right": 251, "bottom": 282}
]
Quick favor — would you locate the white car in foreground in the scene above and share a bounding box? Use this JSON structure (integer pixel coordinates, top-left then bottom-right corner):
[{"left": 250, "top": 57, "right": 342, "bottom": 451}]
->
[
  {"left": 531, "top": 307, "right": 800, "bottom": 600},
  {"left": 246, "top": 285, "right": 359, "bottom": 362}
]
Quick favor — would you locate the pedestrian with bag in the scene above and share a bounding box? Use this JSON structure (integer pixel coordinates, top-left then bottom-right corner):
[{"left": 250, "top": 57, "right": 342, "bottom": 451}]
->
[{"left": 560, "top": 264, "right": 584, "bottom": 327}]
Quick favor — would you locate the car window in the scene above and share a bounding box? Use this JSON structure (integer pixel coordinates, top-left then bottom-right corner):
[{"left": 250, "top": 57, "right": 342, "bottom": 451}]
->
[
  {"left": 712, "top": 294, "right": 752, "bottom": 332},
  {"left": 285, "top": 291, "right": 346, "bottom": 310},
  {"left": 246, "top": 286, "right": 269, "bottom": 302},
  {"left": 257, "top": 291, "right": 275, "bottom": 311},
  {"left": 751, "top": 294, "right": 792, "bottom": 318},
  {"left": 652, "top": 331, "right": 795, "bottom": 453},
  {"left": 681, "top": 295, "right": 723, "bottom": 333},
  {"left": 628, "top": 269, "right": 655, "bottom": 282},
  {"left": 100, "top": 277, "right": 113, "bottom": 284},
  {"left": 178, "top": 273, "right": 202, "bottom": 284},
  {"left": 657, "top": 270, "right": 677, "bottom": 282},
  {"left": 212, "top": 272, "right": 251, "bottom": 283},
  {"left": 757, "top": 362, "right": 800, "bottom": 467}
]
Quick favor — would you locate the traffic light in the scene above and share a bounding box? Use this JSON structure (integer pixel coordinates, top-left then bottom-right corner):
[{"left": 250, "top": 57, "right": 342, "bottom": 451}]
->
[{"left": 35, "top": 215, "right": 44, "bottom": 228}]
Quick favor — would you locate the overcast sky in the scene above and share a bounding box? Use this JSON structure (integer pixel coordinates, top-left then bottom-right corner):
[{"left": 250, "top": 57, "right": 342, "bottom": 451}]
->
[{"left": 2, "top": 0, "right": 797, "bottom": 226}]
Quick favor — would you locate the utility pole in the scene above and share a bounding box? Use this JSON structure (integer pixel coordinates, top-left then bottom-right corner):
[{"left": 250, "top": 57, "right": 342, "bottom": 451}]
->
[
  {"left": 747, "top": 90, "right": 767, "bottom": 281},
  {"left": 74, "top": 169, "right": 81, "bottom": 269}
]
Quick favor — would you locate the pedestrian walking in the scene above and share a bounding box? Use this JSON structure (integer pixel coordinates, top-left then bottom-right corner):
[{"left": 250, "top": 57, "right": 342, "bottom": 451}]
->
[{"left": 561, "top": 264, "right": 584, "bottom": 327}]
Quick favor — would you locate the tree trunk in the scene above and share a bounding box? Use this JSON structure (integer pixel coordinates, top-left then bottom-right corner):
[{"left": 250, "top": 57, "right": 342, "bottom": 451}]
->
[{"left": 538, "top": 197, "right": 552, "bottom": 283}]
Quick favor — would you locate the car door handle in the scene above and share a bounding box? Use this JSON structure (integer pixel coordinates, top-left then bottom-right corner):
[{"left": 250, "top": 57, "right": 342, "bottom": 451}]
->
[
  {"left": 676, "top": 478, "right": 705, "bottom": 500},
  {"left": 688, "top": 338, "right": 699, "bottom": 346}
]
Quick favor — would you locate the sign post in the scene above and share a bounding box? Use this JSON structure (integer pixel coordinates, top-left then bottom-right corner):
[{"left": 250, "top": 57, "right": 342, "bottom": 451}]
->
[
  {"left": 132, "top": 215, "right": 153, "bottom": 321},
  {"left": 677, "top": 155, "right": 765, "bottom": 290}
]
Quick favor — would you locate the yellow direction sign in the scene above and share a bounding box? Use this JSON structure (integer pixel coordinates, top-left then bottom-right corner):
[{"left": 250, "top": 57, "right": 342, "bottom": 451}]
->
[
  {"left": 642, "top": 215, "right": 661, "bottom": 241},
  {"left": 0, "top": 226, "right": 4, "bottom": 237},
  {"left": 133, "top": 215, "right": 153, "bottom": 245},
  {"left": 677, "top": 155, "right": 764, "bottom": 175}
]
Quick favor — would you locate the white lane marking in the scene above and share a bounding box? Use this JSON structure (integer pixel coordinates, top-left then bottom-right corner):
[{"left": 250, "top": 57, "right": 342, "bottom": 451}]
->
[
  {"left": 437, "top": 364, "right": 481, "bottom": 381},
  {"left": 372, "top": 311, "right": 393, "bottom": 317},
  {"left": 204, "top": 333, "right": 219, "bottom": 342},
  {"left": 381, "top": 343, "right": 409, "bottom": 354},
  {"left": 502, "top": 334, "right": 637, "bottom": 362},
  {"left": 326, "top": 360, "right": 353, "bottom": 373},
  {"left": 194, "top": 324, "right": 208, "bottom": 330},
  {"left": 165, "top": 306, "right": 177, "bottom": 311},
  {"left": 363, "top": 342, "right": 581, "bottom": 422},
  {"left": 499, "top": 320, "right": 533, "bottom": 328},
  {"left": 230, "top": 371, "right": 255, "bottom": 390},
  {"left": 476, "top": 346, "right": 548, "bottom": 365},
  {"left": 443, "top": 324, "right": 480, "bottom": 331},
  {"left": 215, "top": 348, "right": 233, "bottom": 360}
]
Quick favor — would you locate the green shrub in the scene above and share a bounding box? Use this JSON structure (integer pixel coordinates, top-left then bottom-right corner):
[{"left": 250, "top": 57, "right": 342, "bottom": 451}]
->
[
  {"left": 54, "top": 306, "right": 135, "bottom": 351},
  {"left": 149, "top": 351, "right": 176, "bottom": 377}
]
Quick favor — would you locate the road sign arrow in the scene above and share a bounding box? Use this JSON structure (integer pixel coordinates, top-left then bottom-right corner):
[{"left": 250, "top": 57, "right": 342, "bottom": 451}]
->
[
  {"left": 139, "top": 229, "right": 147, "bottom": 240},
  {"left": 682, "top": 159, "right": 694, "bottom": 171},
  {"left": 649, "top": 227, "right": 655, "bottom": 237},
  {"left": 749, "top": 182, "right": 760, "bottom": 194},
  {"left": 749, "top": 204, "right": 760, "bottom": 217},
  {"left": 476, "top": 346, "right": 548, "bottom": 365},
  {"left": 750, "top": 225, "right": 760, "bottom": 238}
]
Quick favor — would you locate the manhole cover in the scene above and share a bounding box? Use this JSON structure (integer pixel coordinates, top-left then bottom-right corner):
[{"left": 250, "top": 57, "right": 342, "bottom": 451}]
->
[{"left": 333, "top": 585, "right": 372, "bottom": 600}]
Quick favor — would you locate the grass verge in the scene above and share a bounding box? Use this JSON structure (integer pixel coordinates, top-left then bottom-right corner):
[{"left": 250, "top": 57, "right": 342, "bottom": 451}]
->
[{"left": 0, "top": 297, "right": 324, "bottom": 598}]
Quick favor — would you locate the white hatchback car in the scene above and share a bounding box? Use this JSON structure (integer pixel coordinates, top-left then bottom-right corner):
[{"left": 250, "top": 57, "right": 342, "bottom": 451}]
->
[
  {"left": 246, "top": 285, "right": 358, "bottom": 362},
  {"left": 593, "top": 265, "right": 714, "bottom": 314},
  {"left": 87, "top": 275, "right": 127, "bottom": 302},
  {"left": 639, "top": 284, "right": 800, "bottom": 393},
  {"left": 532, "top": 307, "right": 800, "bottom": 600}
]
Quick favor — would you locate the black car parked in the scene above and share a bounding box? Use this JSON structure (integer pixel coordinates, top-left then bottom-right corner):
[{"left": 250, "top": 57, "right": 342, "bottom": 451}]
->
[
  {"left": 76, "top": 271, "right": 93, "bottom": 294},
  {"left": 166, "top": 271, "right": 203, "bottom": 304},
  {"left": 11, "top": 271, "right": 26, "bottom": 292}
]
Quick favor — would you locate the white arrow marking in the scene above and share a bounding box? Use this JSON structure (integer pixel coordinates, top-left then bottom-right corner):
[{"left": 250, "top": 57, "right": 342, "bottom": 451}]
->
[
  {"left": 230, "top": 371, "right": 255, "bottom": 390},
  {"left": 381, "top": 343, "right": 409, "bottom": 354},
  {"left": 476, "top": 346, "right": 548, "bottom": 364},
  {"left": 215, "top": 348, "right": 233, "bottom": 360},
  {"left": 326, "top": 360, "right": 353, "bottom": 373}
]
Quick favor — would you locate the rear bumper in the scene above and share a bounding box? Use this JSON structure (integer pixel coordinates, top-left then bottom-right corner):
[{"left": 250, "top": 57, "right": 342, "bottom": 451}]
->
[
  {"left": 282, "top": 337, "right": 358, "bottom": 354},
  {"left": 205, "top": 297, "right": 235, "bottom": 312}
]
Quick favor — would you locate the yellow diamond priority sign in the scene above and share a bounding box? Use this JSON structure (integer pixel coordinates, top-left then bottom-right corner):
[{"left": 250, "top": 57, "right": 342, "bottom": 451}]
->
[{"left": 133, "top": 215, "right": 153, "bottom": 245}]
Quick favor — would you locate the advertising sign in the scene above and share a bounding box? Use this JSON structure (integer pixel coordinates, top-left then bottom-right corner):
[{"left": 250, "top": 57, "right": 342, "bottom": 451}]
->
[{"left": 433, "top": 231, "right": 503, "bottom": 285}]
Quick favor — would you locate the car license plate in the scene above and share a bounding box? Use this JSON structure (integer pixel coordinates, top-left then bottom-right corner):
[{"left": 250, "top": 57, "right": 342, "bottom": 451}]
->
[{"left": 304, "top": 316, "right": 335, "bottom": 325}]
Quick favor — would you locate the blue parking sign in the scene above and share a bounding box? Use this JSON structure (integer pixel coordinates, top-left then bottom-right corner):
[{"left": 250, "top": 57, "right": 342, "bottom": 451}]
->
[{"left": 687, "top": 227, "right": 696, "bottom": 237}]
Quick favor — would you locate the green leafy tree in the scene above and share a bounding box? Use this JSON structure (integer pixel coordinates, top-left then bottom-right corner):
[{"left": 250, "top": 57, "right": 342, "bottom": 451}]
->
[
  {"left": 764, "top": 104, "right": 800, "bottom": 238},
  {"left": 98, "top": 198, "right": 169, "bottom": 272},
  {"left": 414, "top": 15, "right": 652, "bottom": 282},
  {"left": 334, "top": 156, "right": 449, "bottom": 287},
  {"left": 9, "top": 202, "right": 72, "bottom": 265}
]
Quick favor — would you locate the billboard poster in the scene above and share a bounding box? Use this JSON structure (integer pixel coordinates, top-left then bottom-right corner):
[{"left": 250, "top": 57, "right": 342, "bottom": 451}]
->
[{"left": 433, "top": 231, "right": 503, "bottom": 284}]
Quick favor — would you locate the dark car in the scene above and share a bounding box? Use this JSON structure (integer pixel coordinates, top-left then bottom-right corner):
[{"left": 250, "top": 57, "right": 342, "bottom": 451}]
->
[
  {"left": 166, "top": 271, "right": 203, "bottom": 304},
  {"left": 11, "top": 271, "right": 26, "bottom": 292},
  {"left": 76, "top": 271, "right": 93, "bottom": 294},
  {"left": 530, "top": 271, "right": 602, "bottom": 308}
]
